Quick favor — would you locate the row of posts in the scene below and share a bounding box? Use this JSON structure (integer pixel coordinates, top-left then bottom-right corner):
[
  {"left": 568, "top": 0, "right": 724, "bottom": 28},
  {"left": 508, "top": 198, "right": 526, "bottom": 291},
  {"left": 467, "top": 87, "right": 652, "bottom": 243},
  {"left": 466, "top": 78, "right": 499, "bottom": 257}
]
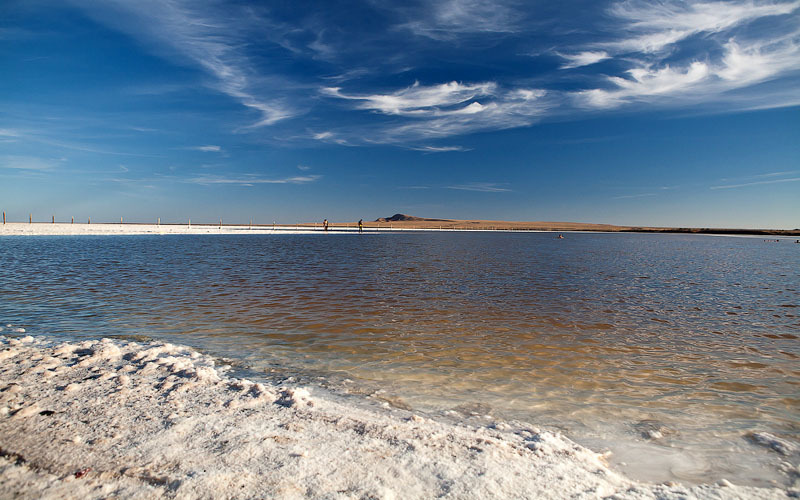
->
[
  {"left": 2, "top": 213, "right": 252, "bottom": 228},
  {"left": 3, "top": 213, "right": 498, "bottom": 231}
]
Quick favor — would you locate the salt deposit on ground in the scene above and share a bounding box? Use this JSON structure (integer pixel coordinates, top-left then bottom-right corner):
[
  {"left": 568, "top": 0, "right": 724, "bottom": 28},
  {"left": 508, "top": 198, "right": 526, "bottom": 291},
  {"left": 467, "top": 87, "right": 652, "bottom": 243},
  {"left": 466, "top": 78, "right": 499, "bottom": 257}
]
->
[
  {"left": 0, "top": 223, "right": 329, "bottom": 236},
  {"left": 0, "top": 223, "right": 525, "bottom": 236},
  {"left": 0, "top": 335, "right": 792, "bottom": 499}
]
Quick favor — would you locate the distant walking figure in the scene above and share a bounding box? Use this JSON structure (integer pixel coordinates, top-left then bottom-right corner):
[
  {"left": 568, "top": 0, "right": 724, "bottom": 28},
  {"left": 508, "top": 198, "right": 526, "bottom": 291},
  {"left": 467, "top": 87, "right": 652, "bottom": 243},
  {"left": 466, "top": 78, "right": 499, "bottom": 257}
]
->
[
  {"left": 323, "top": 219, "right": 329, "bottom": 231},
  {"left": 358, "top": 219, "right": 363, "bottom": 233}
]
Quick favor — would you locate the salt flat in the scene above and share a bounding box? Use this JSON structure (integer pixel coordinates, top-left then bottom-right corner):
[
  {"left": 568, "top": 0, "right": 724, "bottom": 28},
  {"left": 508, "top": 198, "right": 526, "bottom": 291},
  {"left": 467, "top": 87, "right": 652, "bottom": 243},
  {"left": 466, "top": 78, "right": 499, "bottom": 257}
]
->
[
  {"left": 0, "top": 335, "right": 789, "bottom": 499},
  {"left": 0, "top": 223, "right": 326, "bottom": 236}
]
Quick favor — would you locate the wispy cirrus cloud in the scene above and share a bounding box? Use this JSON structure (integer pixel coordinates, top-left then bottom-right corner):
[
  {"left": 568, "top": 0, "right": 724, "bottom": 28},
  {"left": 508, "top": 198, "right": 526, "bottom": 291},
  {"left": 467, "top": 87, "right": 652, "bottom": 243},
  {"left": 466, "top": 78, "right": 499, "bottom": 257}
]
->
[
  {"left": 559, "top": 51, "right": 610, "bottom": 69},
  {"left": 0, "top": 129, "right": 21, "bottom": 143},
  {"left": 187, "top": 145, "right": 222, "bottom": 153},
  {"left": 578, "top": 61, "right": 712, "bottom": 108},
  {"left": 712, "top": 170, "right": 800, "bottom": 189},
  {"left": 322, "top": 81, "right": 496, "bottom": 116},
  {"left": 408, "top": 145, "right": 470, "bottom": 153},
  {"left": 612, "top": 192, "right": 657, "bottom": 200},
  {"left": 0, "top": 155, "right": 60, "bottom": 171},
  {"left": 321, "top": 82, "right": 548, "bottom": 143},
  {"left": 711, "top": 177, "right": 800, "bottom": 189},
  {"left": 604, "top": 0, "right": 800, "bottom": 54},
  {"left": 311, "top": 130, "right": 350, "bottom": 145},
  {"left": 575, "top": 0, "right": 800, "bottom": 110},
  {"left": 721, "top": 169, "right": 800, "bottom": 181},
  {"left": 447, "top": 182, "right": 511, "bottom": 192},
  {"left": 393, "top": 0, "right": 519, "bottom": 40},
  {"left": 578, "top": 36, "right": 800, "bottom": 109},
  {"left": 70, "top": 0, "right": 294, "bottom": 128},
  {"left": 187, "top": 174, "right": 321, "bottom": 187},
  {"left": 48, "top": 0, "right": 800, "bottom": 149}
]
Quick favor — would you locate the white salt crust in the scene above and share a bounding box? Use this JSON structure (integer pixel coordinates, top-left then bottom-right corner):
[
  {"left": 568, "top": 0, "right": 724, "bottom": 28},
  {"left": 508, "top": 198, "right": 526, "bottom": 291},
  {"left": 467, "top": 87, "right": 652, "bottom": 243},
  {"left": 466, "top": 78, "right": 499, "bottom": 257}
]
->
[
  {"left": 1, "top": 223, "right": 362, "bottom": 236},
  {"left": 0, "top": 335, "right": 793, "bottom": 499}
]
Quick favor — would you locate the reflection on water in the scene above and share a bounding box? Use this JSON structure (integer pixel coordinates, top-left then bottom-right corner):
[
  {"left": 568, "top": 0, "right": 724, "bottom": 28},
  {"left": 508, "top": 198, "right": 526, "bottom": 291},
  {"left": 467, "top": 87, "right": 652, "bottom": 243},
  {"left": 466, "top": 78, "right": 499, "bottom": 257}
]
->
[{"left": 1, "top": 232, "right": 798, "bottom": 486}]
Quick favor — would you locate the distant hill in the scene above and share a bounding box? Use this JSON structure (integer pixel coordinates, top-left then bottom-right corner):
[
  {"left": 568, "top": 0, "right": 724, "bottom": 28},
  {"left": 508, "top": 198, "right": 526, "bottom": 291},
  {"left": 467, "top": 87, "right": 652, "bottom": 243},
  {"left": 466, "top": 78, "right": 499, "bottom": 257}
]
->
[{"left": 375, "top": 214, "right": 454, "bottom": 222}]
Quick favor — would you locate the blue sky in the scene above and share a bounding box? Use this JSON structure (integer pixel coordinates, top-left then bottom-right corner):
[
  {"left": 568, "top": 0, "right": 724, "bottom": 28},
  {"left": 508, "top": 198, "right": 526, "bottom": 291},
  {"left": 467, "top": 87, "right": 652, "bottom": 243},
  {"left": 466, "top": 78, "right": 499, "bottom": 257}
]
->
[{"left": 1, "top": 0, "right": 799, "bottom": 228}]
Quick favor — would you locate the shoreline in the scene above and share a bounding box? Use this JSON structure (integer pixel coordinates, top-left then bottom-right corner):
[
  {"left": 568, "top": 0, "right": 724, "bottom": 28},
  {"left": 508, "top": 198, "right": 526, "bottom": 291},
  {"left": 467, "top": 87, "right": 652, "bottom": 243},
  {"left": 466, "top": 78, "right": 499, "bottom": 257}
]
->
[
  {"left": 0, "top": 334, "right": 791, "bottom": 499},
  {"left": 1, "top": 222, "right": 799, "bottom": 237}
]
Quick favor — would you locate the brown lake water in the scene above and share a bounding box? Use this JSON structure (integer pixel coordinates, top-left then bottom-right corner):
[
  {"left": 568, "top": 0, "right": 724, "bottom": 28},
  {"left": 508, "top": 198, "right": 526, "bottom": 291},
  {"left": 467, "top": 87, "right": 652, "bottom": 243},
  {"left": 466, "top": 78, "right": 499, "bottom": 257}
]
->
[{"left": 1, "top": 232, "right": 798, "bottom": 486}]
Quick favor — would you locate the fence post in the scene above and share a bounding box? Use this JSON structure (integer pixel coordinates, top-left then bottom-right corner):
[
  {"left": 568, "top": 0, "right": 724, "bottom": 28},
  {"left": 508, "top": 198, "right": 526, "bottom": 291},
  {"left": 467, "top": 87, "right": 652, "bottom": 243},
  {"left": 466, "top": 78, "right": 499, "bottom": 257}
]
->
[
  {"left": 2, "top": 211, "right": 4, "bottom": 224},
  {"left": 29, "top": 213, "right": 32, "bottom": 224},
  {"left": 120, "top": 216, "right": 123, "bottom": 224},
  {"left": 88, "top": 216, "right": 91, "bottom": 224},
  {"left": 72, "top": 216, "right": 74, "bottom": 224}
]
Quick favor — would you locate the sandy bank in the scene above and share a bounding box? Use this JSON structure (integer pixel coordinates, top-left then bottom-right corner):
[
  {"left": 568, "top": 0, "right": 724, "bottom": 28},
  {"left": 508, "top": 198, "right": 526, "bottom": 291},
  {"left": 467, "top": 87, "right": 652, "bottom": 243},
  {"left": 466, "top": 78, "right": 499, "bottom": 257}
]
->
[{"left": 0, "top": 335, "right": 790, "bottom": 499}]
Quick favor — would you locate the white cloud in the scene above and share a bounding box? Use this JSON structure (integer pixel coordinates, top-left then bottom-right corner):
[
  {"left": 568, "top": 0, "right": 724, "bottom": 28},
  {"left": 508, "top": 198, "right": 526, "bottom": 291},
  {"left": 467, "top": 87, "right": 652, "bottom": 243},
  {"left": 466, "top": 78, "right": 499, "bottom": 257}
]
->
[
  {"left": 0, "top": 155, "right": 58, "bottom": 171},
  {"left": 559, "top": 51, "right": 610, "bottom": 69},
  {"left": 187, "top": 174, "right": 321, "bottom": 186},
  {"left": 322, "top": 81, "right": 547, "bottom": 142},
  {"left": 447, "top": 182, "right": 511, "bottom": 192},
  {"left": 311, "top": 130, "right": 349, "bottom": 145},
  {"left": 606, "top": 0, "right": 800, "bottom": 54},
  {"left": 297, "top": 165, "right": 311, "bottom": 171},
  {"left": 711, "top": 177, "right": 800, "bottom": 189},
  {"left": 578, "top": 33, "right": 800, "bottom": 109},
  {"left": 397, "top": 0, "right": 518, "bottom": 40},
  {"left": 71, "top": 0, "right": 293, "bottom": 127},
  {"left": 716, "top": 38, "right": 800, "bottom": 85},
  {"left": 409, "top": 145, "right": 470, "bottom": 152},
  {"left": 322, "top": 81, "right": 496, "bottom": 115},
  {"left": 612, "top": 192, "right": 657, "bottom": 199},
  {"left": 188, "top": 145, "right": 222, "bottom": 153},
  {"left": 578, "top": 61, "right": 710, "bottom": 108}
]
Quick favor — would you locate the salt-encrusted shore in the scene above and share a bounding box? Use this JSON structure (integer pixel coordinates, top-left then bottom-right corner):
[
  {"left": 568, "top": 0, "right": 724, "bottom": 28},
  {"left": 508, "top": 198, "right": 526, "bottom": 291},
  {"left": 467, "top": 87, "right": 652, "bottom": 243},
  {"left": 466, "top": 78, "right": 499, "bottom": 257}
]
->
[
  {"left": 0, "top": 223, "right": 327, "bottom": 236},
  {"left": 0, "top": 335, "right": 791, "bottom": 499},
  {"left": 3, "top": 222, "right": 799, "bottom": 238}
]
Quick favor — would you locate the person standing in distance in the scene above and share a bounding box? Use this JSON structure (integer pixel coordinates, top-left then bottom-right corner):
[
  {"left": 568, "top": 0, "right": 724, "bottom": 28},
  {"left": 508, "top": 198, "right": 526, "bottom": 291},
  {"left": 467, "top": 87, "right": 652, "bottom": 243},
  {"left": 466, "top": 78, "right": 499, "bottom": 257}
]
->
[
  {"left": 358, "top": 219, "right": 363, "bottom": 233},
  {"left": 323, "top": 219, "right": 329, "bottom": 231}
]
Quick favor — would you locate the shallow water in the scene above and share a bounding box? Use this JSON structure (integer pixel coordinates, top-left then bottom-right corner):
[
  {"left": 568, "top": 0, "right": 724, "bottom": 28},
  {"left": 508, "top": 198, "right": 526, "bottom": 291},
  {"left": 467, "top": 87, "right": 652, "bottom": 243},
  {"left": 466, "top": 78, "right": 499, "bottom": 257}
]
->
[{"left": 1, "top": 232, "right": 798, "bottom": 486}]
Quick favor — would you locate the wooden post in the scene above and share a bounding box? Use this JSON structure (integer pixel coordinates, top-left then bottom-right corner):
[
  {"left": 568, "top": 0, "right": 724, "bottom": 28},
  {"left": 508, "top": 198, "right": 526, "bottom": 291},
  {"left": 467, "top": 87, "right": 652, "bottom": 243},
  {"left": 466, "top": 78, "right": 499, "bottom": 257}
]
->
[
  {"left": 71, "top": 216, "right": 74, "bottom": 224},
  {"left": 52, "top": 215, "right": 54, "bottom": 224},
  {"left": 88, "top": 217, "right": 91, "bottom": 224},
  {"left": 29, "top": 213, "right": 32, "bottom": 224},
  {"left": 2, "top": 211, "right": 5, "bottom": 224},
  {"left": 120, "top": 216, "right": 123, "bottom": 224},
  {"left": 157, "top": 217, "right": 160, "bottom": 226}
]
